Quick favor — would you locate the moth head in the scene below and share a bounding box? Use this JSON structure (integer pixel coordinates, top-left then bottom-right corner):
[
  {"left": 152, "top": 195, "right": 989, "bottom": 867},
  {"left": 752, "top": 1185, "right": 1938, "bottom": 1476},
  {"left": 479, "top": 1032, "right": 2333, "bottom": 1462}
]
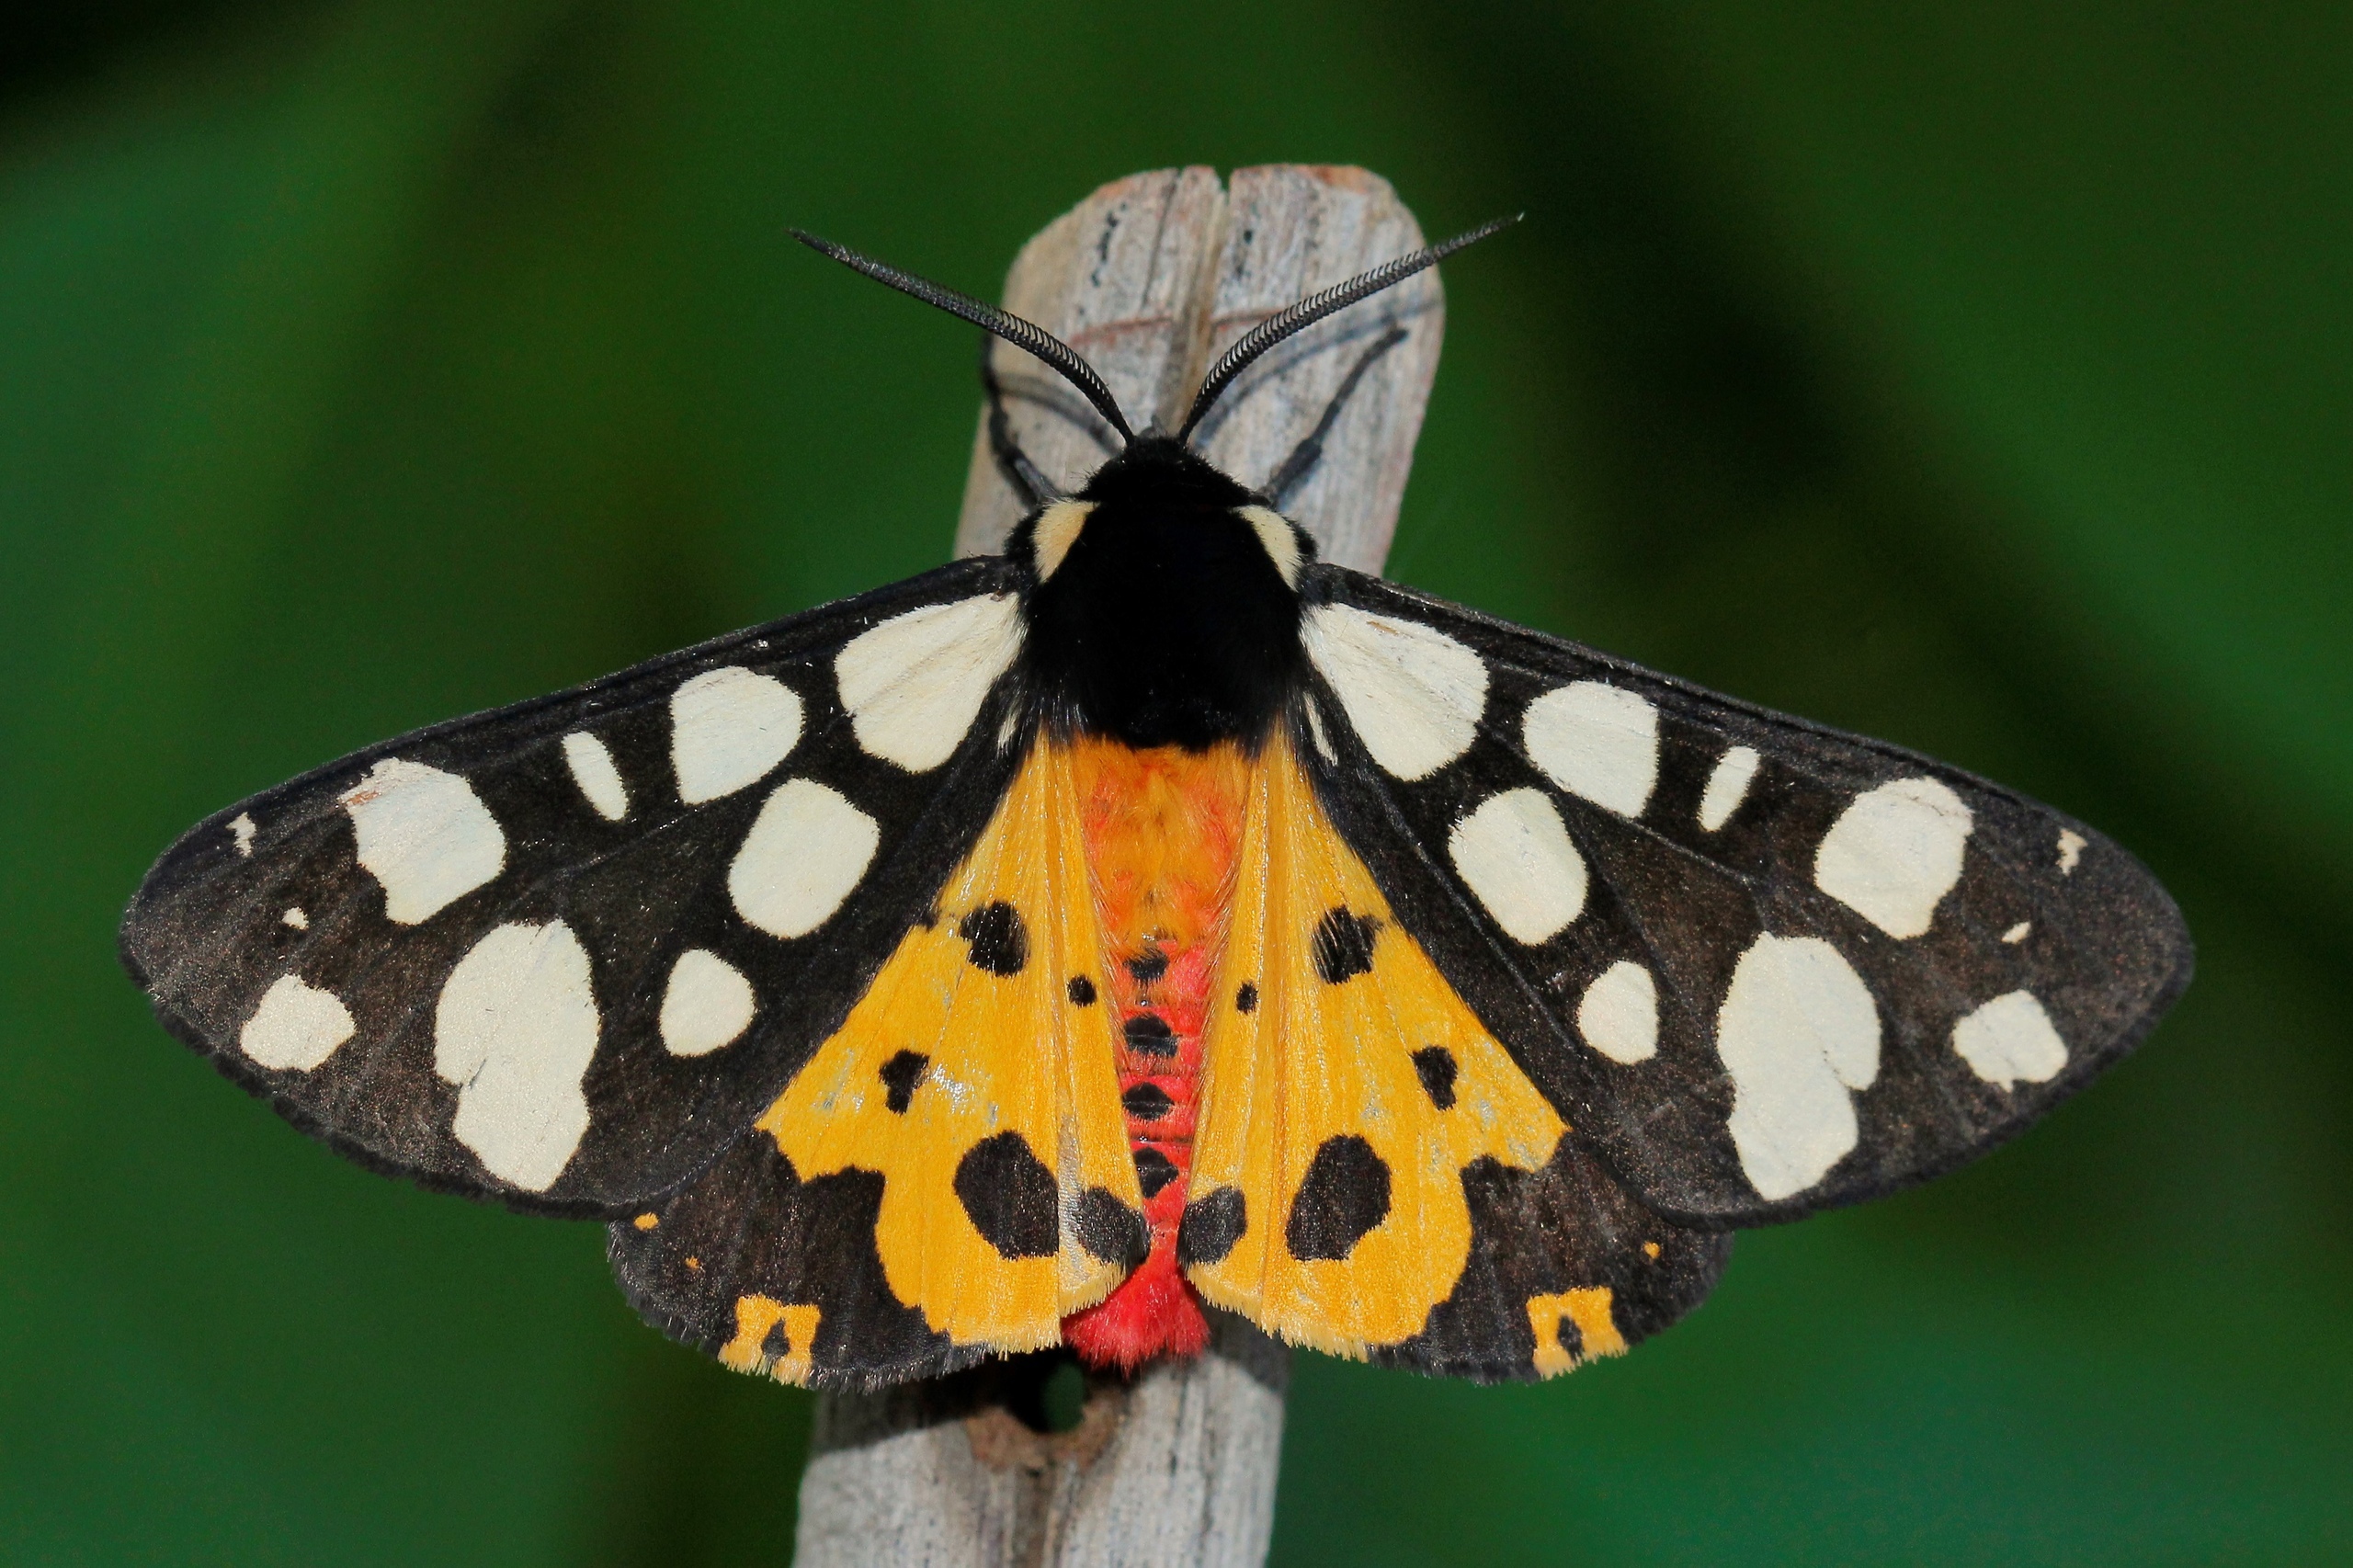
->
[{"left": 1021, "top": 485, "right": 1309, "bottom": 593}]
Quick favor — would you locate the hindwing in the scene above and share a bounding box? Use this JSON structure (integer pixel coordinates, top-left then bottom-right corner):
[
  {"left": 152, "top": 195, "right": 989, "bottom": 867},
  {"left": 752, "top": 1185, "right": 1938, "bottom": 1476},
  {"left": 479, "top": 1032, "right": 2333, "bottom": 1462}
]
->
[
  {"left": 1180, "top": 733, "right": 1729, "bottom": 1380},
  {"left": 1294, "top": 567, "right": 2192, "bottom": 1225},
  {"left": 119, "top": 559, "right": 1031, "bottom": 1215},
  {"left": 610, "top": 736, "right": 1146, "bottom": 1388}
]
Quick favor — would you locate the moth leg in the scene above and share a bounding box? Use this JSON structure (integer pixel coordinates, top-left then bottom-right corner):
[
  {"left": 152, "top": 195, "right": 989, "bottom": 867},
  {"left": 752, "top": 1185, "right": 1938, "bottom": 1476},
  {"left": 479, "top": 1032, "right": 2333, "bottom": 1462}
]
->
[
  {"left": 982, "top": 336, "right": 1063, "bottom": 510},
  {"left": 1264, "top": 322, "right": 1409, "bottom": 508}
]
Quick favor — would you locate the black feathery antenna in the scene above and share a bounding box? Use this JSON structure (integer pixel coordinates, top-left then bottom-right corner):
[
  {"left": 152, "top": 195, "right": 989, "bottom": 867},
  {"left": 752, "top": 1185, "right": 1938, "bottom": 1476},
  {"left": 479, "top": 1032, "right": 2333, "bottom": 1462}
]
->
[
  {"left": 1175, "top": 213, "right": 1522, "bottom": 444},
  {"left": 790, "top": 229, "right": 1135, "bottom": 444}
]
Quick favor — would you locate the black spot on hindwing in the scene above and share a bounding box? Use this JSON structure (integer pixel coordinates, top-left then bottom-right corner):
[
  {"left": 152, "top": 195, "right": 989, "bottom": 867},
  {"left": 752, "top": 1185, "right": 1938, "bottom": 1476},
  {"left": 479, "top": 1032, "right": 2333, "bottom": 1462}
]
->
[
  {"left": 1073, "top": 1187, "right": 1147, "bottom": 1267},
  {"left": 1235, "top": 981, "right": 1259, "bottom": 1014},
  {"left": 1066, "top": 974, "right": 1097, "bottom": 1006},
  {"left": 953, "top": 1131, "right": 1058, "bottom": 1258},
  {"left": 959, "top": 902, "right": 1029, "bottom": 976},
  {"left": 1411, "top": 1046, "right": 1459, "bottom": 1110},
  {"left": 1285, "top": 1134, "right": 1391, "bottom": 1261},
  {"left": 879, "top": 1050, "right": 928, "bottom": 1114},
  {"left": 1311, "top": 908, "right": 1379, "bottom": 984},
  {"left": 1177, "top": 1187, "right": 1246, "bottom": 1267}
]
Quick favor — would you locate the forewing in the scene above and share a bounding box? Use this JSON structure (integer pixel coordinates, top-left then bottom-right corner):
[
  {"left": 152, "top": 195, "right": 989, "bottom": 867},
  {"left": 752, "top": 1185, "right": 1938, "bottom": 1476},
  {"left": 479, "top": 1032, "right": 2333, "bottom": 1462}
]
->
[
  {"left": 120, "top": 559, "right": 1031, "bottom": 1216},
  {"left": 1181, "top": 733, "right": 1729, "bottom": 1380},
  {"left": 1297, "top": 566, "right": 2192, "bottom": 1225},
  {"left": 609, "top": 736, "right": 1145, "bottom": 1388}
]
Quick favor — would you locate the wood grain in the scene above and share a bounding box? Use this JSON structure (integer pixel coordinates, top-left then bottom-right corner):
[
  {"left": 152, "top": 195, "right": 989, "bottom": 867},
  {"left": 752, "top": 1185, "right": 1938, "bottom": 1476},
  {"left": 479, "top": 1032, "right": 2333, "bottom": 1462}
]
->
[{"left": 801, "top": 164, "right": 1445, "bottom": 1568}]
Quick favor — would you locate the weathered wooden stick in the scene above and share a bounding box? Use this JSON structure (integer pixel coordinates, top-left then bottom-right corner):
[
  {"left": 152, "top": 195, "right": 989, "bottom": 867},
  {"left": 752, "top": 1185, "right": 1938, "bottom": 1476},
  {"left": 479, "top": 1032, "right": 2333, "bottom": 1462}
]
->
[{"left": 795, "top": 165, "right": 1444, "bottom": 1568}]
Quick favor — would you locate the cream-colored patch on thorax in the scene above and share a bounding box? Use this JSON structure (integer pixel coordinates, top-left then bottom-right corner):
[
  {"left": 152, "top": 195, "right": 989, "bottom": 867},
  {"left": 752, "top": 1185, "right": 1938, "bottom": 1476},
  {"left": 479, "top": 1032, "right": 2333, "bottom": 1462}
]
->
[
  {"left": 1029, "top": 500, "right": 1095, "bottom": 581},
  {"left": 1236, "top": 506, "right": 1302, "bottom": 587}
]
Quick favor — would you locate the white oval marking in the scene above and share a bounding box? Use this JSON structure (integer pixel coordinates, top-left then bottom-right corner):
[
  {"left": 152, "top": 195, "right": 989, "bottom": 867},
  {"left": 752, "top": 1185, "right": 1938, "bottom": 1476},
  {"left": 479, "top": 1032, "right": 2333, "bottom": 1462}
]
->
[
  {"left": 1813, "top": 777, "right": 1973, "bottom": 939},
  {"left": 1302, "top": 605, "right": 1488, "bottom": 781},
  {"left": 2002, "top": 921, "right": 2031, "bottom": 944},
  {"left": 239, "top": 974, "right": 354, "bottom": 1072},
  {"left": 229, "top": 813, "right": 256, "bottom": 857},
  {"left": 835, "top": 596, "right": 1024, "bottom": 773},
  {"left": 1448, "top": 788, "right": 1586, "bottom": 944},
  {"left": 671, "top": 667, "right": 802, "bottom": 805},
  {"left": 1952, "top": 990, "right": 2067, "bottom": 1087},
  {"left": 1302, "top": 695, "right": 1336, "bottom": 763},
  {"left": 660, "top": 949, "right": 756, "bottom": 1057},
  {"left": 281, "top": 906, "right": 308, "bottom": 929},
  {"left": 729, "top": 779, "right": 881, "bottom": 938},
  {"left": 1524, "top": 682, "right": 1659, "bottom": 818},
  {"left": 1698, "top": 745, "right": 1761, "bottom": 832},
  {"left": 340, "top": 758, "right": 506, "bottom": 925},
  {"left": 2057, "top": 829, "right": 2086, "bottom": 873},
  {"left": 1716, "top": 934, "right": 1881, "bottom": 1201},
  {"left": 562, "top": 731, "right": 629, "bottom": 821},
  {"left": 1577, "top": 960, "right": 1658, "bottom": 1063},
  {"left": 434, "top": 921, "right": 599, "bottom": 1192}
]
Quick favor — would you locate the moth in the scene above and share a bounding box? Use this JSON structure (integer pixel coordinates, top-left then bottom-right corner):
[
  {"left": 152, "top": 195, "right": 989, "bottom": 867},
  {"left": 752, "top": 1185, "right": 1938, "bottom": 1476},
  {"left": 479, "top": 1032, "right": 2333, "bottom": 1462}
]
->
[{"left": 120, "top": 216, "right": 2190, "bottom": 1390}]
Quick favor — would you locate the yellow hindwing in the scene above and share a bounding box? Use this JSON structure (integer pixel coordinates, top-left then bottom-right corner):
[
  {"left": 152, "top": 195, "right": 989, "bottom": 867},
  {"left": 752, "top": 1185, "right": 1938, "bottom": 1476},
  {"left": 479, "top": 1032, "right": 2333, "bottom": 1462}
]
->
[
  {"left": 1186, "top": 733, "right": 1570, "bottom": 1358},
  {"left": 752, "top": 739, "right": 1141, "bottom": 1354}
]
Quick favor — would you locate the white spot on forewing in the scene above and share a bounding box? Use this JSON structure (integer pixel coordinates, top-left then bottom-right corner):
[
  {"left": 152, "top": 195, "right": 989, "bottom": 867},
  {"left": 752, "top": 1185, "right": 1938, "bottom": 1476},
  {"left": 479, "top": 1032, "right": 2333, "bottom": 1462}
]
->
[
  {"left": 1577, "top": 960, "right": 1658, "bottom": 1063},
  {"left": 660, "top": 949, "right": 756, "bottom": 1056},
  {"left": 835, "top": 596, "right": 1023, "bottom": 773},
  {"left": 2058, "top": 830, "right": 2086, "bottom": 874},
  {"left": 435, "top": 921, "right": 598, "bottom": 1192},
  {"left": 229, "top": 813, "right": 256, "bottom": 857},
  {"left": 1717, "top": 935, "right": 1881, "bottom": 1202},
  {"left": 2002, "top": 921, "right": 2031, "bottom": 944},
  {"left": 729, "top": 779, "right": 881, "bottom": 938},
  {"left": 1302, "top": 605, "right": 1487, "bottom": 781},
  {"left": 562, "top": 731, "right": 628, "bottom": 821},
  {"left": 341, "top": 758, "right": 506, "bottom": 925},
  {"left": 240, "top": 974, "right": 354, "bottom": 1071},
  {"left": 1952, "top": 990, "right": 2068, "bottom": 1087},
  {"left": 1698, "top": 745, "right": 1760, "bottom": 832},
  {"left": 1302, "top": 696, "right": 1335, "bottom": 763},
  {"left": 671, "top": 667, "right": 802, "bottom": 805},
  {"left": 1448, "top": 789, "right": 1586, "bottom": 944},
  {"left": 1813, "top": 777, "right": 1972, "bottom": 938},
  {"left": 1524, "top": 682, "right": 1659, "bottom": 817},
  {"left": 282, "top": 906, "right": 308, "bottom": 929}
]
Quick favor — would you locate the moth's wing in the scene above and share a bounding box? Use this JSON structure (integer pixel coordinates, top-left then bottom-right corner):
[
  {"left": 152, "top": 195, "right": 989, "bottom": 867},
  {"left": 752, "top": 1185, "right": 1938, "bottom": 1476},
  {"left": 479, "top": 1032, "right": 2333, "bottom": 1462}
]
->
[
  {"left": 1295, "top": 566, "right": 2194, "bottom": 1226},
  {"left": 119, "top": 558, "right": 1035, "bottom": 1216},
  {"left": 1180, "top": 734, "right": 1730, "bottom": 1381},
  {"left": 608, "top": 737, "right": 1145, "bottom": 1388}
]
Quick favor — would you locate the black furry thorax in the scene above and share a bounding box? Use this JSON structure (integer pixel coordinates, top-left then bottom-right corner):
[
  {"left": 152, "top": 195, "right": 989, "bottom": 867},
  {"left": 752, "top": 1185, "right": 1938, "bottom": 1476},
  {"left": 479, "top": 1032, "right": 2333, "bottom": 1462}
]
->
[{"left": 1016, "top": 437, "right": 1312, "bottom": 752}]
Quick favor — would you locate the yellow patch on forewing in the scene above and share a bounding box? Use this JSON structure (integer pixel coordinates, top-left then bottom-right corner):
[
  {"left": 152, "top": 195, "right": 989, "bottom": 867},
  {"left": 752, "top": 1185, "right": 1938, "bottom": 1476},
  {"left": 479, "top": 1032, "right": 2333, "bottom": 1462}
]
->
[
  {"left": 754, "top": 740, "right": 1139, "bottom": 1354},
  {"left": 1525, "top": 1287, "right": 1627, "bottom": 1378},
  {"left": 1187, "top": 734, "right": 1567, "bottom": 1357},
  {"left": 720, "top": 1295, "right": 823, "bottom": 1385}
]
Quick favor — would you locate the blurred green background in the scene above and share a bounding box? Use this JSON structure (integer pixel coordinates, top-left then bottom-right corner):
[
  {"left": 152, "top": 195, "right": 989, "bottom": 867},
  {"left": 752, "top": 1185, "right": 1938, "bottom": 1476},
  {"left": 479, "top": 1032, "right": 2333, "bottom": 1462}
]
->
[{"left": 3, "top": 3, "right": 2347, "bottom": 1563}]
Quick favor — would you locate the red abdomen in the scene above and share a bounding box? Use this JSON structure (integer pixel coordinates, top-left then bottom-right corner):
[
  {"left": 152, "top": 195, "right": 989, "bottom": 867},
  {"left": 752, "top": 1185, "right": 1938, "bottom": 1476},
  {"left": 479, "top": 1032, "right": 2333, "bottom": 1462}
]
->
[{"left": 1060, "top": 739, "right": 1248, "bottom": 1370}]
